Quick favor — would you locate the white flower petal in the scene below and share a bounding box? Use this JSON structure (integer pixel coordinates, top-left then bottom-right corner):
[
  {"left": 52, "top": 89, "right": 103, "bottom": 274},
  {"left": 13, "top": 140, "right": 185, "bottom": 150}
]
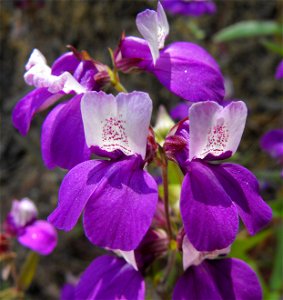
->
[
  {"left": 25, "top": 49, "right": 47, "bottom": 71},
  {"left": 11, "top": 198, "right": 38, "bottom": 227},
  {"left": 24, "top": 50, "right": 86, "bottom": 94},
  {"left": 182, "top": 236, "right": 231, "bottom": 270},
  {"left": 115, "top": 250, "right": 138, "bottom": 271},
  {"left": 81, "top": 91, "right": 152, "bottom": 158},
  {"left": 136, "top": 2, "right": 169, "bottom": 64},
  {"left": 189, "top": 101, "right": 247, "bottom": 161}
]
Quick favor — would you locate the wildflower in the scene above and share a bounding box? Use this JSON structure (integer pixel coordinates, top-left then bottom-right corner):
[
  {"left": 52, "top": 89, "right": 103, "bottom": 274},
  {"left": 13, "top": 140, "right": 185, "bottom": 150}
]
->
[
  {"left": 48, "top": 91, "right": 158, "bottom": 251},
  {"left": 75, "top": 227, "right": 168, "bottom": 300},
  {"left": 76, "top": 255, "right": 145, "bottom": 300},
  {"left": 74, "top": 231, "right": 261, "bottom": 300},
  {"left": 4, "top": 198, "right": 57, "bottom": 255},
  {"left": 12, "top": 49, "right": 106, "bottom": 169},
  {"left": 114, "top": 3, "right": 225, "bottom": 102},
  {"left": 161, "top": 0, "right": 216, "bottom": 17},
  {"left": 173, "top": 236, "right": 262, "bottom": 300},
  {"left": 164, "top": 101, "right": 272, "bottom": 251}
]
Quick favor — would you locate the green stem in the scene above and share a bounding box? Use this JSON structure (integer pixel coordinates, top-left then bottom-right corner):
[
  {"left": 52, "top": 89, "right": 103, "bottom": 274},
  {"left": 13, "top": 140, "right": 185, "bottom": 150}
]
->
[
  {"left": 161, "top": 154, "right": 173, "bottom": 240},
  {"left": 113, "top": 80, "right": 127, "bottom": 93},
  {"left": 108, "top": 47, "right": 128, "bottom": 93}
]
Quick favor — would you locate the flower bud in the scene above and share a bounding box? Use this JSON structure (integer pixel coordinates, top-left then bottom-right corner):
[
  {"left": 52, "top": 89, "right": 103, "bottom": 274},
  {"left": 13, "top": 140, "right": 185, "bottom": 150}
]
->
[{"left": 10, "top": 198, "right": 38, "bottom": 228}]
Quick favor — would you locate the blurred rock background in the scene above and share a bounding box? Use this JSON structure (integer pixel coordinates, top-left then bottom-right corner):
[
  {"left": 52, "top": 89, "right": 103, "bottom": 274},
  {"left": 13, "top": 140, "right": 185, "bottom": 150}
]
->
[{"left": 0, "top": 0, "right": 282, "bottom": 299}]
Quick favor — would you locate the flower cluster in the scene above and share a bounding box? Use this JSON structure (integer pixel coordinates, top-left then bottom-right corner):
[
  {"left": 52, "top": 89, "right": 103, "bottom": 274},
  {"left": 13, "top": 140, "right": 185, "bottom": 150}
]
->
[
  {"left": 3, "top": 198, "right": 57, "bottom": 255},
  {"left": 10, "top": 2, "right": 273, "bottom": 299}
]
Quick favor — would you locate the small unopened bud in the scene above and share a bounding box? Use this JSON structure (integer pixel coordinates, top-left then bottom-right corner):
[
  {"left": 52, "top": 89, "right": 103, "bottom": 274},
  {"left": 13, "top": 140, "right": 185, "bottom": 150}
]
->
[
  {"left": 10, "top": 198, "right": 38, "bottom": 228},
  {"left": 135, "top": 229, "right": 169, "bottom": 272},
  {"left": 145, "top": 127, "right": 158, "bottom": 164},
  {"left": 114, "top": 33, "right": 144, "bottom": 73}
]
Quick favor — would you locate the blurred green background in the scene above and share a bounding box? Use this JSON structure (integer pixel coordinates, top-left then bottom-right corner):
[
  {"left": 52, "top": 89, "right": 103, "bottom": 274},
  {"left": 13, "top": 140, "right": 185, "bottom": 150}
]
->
[{"left": 0, "top": 0, "right": 282, "bottom": 299}]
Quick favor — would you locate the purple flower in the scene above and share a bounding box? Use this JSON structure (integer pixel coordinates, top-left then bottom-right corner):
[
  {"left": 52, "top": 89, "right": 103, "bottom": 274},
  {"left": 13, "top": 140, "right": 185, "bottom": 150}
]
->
[
  {"left": 12, "top": 49, "right": 104, "bottom": 170},
  {"left": 48, "top": 91, "right": 158, "bottom": 251},
  {"left": 76, "top": 255, "right": 145, "bottom": 300},
  {"left": 161, "top": 0, "right": 216, "bottom": 17},
  {"left": 260, "top": 129, "right": 283, "bottom": 165},
  {"left": 275, "top": 60, "right": 283, "bottom": 80},
  {"left": 172, "top": 236, "right": 262, "bottom": 299},
  {"left": 74, "top": 228, "right": 168, "bottom": 300},
  {"left": 114, "top": 3, "right": 225, "bottom": 103},
  {"left": 4, "top": 198, "right": 57, "bottom": 255},
  {"left": 174, "top": 257, "right": 262, "bottom": 300},
  {"left": 165, "top": 101, "right": 272, "bottom": 251},
  {"left": 174, "top": 258, "right": 262, "bottom": 300},
  {"left": 74, "top": 233, "right": 261, "bottom": 300}
]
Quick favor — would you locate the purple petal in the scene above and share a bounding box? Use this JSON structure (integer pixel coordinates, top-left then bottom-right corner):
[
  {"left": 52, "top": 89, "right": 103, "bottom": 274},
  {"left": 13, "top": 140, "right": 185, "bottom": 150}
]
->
[
  {"left": 173, "top": 261, "right": 221, "bottom": 300},
  {"left": 116, "top": 36, "right": 153, "bottom": 71},
  {"left": 275, "top": 60, "right": 283, "bottom": 80},
  {"left": 180, "top": 161, "right": 239, "bottom": 251},
  {"left": 73, "top": 60, "right": 98, "bottom": 91},
  {"left": 18, "top": 220, "right": 57, "bottom": 255},
  {"left": 41, "top": 94, "right": 91, "bottom": 170},
  {"left": 51, "top": 52, "right": 80, "bottom": 76},
  {"left": 173, "top": 258, "right": 262, "bottom": 300},
  {"left": 61, "top": 283, "right": 76, "bottom": 300},
  {"left": 170, "top": 102, "right": 191, "bottom": 120},
  {"left": 75, "top": 255, "right": 145, "bottom": 300},
  {"left": 215, "top": 163, "right": 272, "bottom": 235},
  {"left": 260, "top": 129, "right": 283, "bottom": 162},
  {"left": 153, "top": 42, "right": 225, "bottom": 102},
  {"left": 83, "top": 155, "right": 158, "bottom": 250},
  {"left": 48, "top": 159, "right": 108, "bottom": 231},
  {"left": 12, "top": 88, "right": 62, "bottom": 135},
  {"left": 162, "top": 0, "right": 216, "bottom": 17}
]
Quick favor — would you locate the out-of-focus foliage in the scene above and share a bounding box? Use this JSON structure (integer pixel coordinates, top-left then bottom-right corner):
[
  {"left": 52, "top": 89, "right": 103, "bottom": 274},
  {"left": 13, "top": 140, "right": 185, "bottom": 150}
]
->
[{"left": 213, "top": 20, "right": 282, "bottom": 42}]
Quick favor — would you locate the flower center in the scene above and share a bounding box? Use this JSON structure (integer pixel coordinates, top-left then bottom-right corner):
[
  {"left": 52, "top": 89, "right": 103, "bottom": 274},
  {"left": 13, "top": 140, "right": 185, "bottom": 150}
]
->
[
  {"left": 101, "top": 115, "right": 131, "bottom": 154},
  {"left": 202, "top": 118, "right": 229, "bottom": 156}
]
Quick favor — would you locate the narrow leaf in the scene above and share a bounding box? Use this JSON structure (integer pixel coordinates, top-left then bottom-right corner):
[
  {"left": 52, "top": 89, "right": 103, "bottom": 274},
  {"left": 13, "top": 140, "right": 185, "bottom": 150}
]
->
[
  {"left": 214, "top": 21, "right": 282, "bottom": 42},
  {"left": 270, "top": 226, "right": 283, "bottom": 292},
  {"left": 18, "top": 252, "right": 39, "bottom": 291},
  {"left": 261, "top": 40, "right": 283, "bottom": 56}
]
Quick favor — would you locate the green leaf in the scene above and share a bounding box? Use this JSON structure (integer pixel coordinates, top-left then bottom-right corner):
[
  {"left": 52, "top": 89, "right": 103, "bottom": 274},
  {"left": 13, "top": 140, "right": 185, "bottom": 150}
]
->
[
  {"left": 187, "top": 20, "right": 205, "bottom": 40},
  {"left": 269, "top": 199, "right": 283, "bottom": 219},
  {"left": 18, "top": 252, "right": 39, "bottom": 291},
  {"left": 230, "top": 229, "right": 272, "bottom": 257},
  {"left": 261, "top": 40, "right": 283, "bottom": 56},
  {"left": 167, "top": 161, "right": 183, "bottom": 185},
  {"left": 214, "top": 21, "right": 282, "bottom": 42},
  {"left": 270, "top": 225, "right": 283, "bottom": 292}
]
